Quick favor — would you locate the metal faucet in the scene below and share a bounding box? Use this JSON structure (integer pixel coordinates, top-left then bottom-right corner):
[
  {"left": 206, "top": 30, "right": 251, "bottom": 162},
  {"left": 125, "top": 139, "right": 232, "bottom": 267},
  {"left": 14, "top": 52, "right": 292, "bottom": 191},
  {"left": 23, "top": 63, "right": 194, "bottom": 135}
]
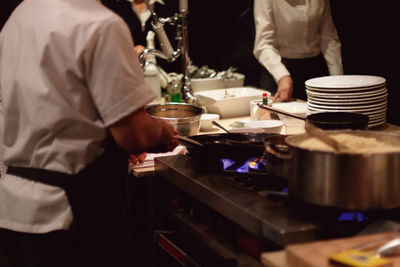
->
[
  {"left": 141, "top": 0, "right": 197, "bottom": 104},
  {"left": 139, "top": 48, "right": 169, "bottom": 67}
]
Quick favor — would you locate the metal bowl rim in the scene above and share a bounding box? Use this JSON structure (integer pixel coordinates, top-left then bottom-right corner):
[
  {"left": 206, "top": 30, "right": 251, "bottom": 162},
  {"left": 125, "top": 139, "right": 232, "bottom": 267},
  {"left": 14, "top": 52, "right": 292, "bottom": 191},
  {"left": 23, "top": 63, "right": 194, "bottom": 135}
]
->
[{"left": 145, "top": 102, "right": 205, "bottom": 120}]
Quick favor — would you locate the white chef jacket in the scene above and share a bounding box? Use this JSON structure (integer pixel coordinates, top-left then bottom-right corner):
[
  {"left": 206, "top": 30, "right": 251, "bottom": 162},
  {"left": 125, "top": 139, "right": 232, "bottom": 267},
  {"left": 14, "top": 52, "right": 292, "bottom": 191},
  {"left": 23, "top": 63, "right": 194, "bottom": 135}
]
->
[
  {"left": 0, "top": 0, "right": 156, "bottom": 233},
  {"left": 253, "top": 0, "right": 343, "bottom": 83}
]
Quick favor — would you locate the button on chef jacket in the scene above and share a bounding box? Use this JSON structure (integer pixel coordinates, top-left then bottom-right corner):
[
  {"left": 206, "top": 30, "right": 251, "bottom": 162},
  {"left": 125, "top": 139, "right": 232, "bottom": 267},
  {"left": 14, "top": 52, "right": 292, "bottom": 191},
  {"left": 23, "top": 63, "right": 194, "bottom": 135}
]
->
[
  {"left": 0, "top": 0, "right": 157, "bottom": 233},
  {"left": 253, "top": 0, "right": 343, "bottom": 83}
]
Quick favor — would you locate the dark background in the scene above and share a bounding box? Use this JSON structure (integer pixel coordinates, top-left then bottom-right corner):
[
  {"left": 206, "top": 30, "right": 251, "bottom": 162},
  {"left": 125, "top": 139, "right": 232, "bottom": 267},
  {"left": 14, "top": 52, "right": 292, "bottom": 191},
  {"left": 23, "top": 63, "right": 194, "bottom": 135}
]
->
[
  {"left": 2, "top": 0, "right": 399, "bottom": 125},
  {"left": 188, "top": 0, "right": 400, "bottom": 125}
]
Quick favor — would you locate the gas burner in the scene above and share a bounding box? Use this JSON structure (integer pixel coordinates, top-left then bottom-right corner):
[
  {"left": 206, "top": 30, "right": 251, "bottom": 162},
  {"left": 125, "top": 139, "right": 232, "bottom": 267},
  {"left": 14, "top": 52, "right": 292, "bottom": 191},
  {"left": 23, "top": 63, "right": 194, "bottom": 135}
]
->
[
  {"left": 338, "top": 211, "right": 369, "bottom": 222},
  {"left": 218, "top": 156, "right": 290, "bottom": 204},
  {"left": 221, "top": 157, "right": 267, "bottom": 174}
]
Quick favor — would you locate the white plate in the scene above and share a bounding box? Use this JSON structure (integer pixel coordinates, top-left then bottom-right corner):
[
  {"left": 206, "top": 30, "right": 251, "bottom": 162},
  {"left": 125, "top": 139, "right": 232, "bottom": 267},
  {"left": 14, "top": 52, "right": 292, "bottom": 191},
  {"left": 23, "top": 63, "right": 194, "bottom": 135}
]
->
[
  {"left": 307, "top": 101, "right": 387, "bottom": 111},
  {"left": 369, "top": 118, "right": 386, "bottom": 124},
  {"left": 307, "top": 106, "right": 387, "bottom": 116},
  {"left": 271, "top": 101, "right": 308, "bottom": 114},
  {"left": 305, "top": 84, "right": 385, "bottom": 93},
  {"left": 305, "top": 75, "right": 386, "bottom": 89},
  {"left": 230, "top": 120, "right": 283, "bottom": 134},
  {"left": 307, "top": 92, "right": 388, "bottom": 104},
  {"left": 368, "top": 119, "right": 386, "bottom": 128},
  {"left": 307, "top": 98, "right": 387, "bottom": 106},
  {"left": 306, "top": 88, "right": 387, "bottom": 98},
  {"left": 307, "top": 97, "right": 388, "bottom": 107},
  {"left": 368, "top": 113, "right": 386, "bottom": 120}
]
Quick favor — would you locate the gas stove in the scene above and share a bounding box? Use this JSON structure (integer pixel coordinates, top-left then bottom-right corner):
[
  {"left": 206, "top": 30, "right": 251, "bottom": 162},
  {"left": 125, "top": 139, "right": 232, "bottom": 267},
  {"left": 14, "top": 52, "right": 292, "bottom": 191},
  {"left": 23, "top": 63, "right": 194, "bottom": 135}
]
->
[
  {"left": 155, "top": 154, "right": 400, "bottom": 244},
  {"left": 214, "top": 156, "right": 400, "bottom": 226},
  {"left": 153, "top": 154, "right": 400, "bottom": 266}
]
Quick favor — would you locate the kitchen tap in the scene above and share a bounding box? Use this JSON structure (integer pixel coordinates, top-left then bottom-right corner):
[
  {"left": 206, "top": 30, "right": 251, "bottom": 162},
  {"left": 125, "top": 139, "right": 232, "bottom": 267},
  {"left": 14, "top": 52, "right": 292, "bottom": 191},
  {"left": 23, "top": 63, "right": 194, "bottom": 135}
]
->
[
  {"left": 139, "top": 48, "right": 169, "bottom": 67},
  {"left": 141, "top": 0, "right": 196, "bottom": 104}
]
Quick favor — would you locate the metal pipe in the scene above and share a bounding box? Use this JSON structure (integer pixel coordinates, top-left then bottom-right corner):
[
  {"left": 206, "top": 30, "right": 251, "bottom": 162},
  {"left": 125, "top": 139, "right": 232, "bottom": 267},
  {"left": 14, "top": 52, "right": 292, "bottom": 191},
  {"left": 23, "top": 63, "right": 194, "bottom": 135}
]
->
[
  {"left": 177, "top": 6, "right": 196, "bottom": 104},
  {"left": 141, "top": 0, "right": 196, "bottom": 103}
]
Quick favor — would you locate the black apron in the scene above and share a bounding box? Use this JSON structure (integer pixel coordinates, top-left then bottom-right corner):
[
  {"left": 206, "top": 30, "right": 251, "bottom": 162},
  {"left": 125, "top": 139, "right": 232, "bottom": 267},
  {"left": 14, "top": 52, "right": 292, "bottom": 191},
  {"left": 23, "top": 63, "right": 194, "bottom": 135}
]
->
[{"left": 6, "top": 138, "right": 134, "bottom": 266}]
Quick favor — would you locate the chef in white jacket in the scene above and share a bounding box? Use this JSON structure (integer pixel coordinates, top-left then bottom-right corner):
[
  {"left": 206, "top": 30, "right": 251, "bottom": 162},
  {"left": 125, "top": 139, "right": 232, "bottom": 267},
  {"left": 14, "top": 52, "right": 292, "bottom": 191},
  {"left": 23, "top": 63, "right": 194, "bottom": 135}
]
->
[{"left": 0, "top": 0, "right": 177, "bottom": 266}]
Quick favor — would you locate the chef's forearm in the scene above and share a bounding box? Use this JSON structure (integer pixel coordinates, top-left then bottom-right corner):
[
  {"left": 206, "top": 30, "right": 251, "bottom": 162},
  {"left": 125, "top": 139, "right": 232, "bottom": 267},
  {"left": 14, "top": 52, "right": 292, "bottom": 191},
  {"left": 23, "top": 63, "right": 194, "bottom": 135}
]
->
[{"left": 108, "top": 107, "right": 168, "bottom": 153}]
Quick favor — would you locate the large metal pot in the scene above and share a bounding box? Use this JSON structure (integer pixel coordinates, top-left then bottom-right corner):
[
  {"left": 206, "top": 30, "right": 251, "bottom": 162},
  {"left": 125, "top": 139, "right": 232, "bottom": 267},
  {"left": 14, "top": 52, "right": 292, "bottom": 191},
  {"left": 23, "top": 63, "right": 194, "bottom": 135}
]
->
[
  {"left": 265, "top": 130, "right": 400, "bottom": 210},
  {"left": 145, "top": 102, "right": 204, "bottom": 136}
]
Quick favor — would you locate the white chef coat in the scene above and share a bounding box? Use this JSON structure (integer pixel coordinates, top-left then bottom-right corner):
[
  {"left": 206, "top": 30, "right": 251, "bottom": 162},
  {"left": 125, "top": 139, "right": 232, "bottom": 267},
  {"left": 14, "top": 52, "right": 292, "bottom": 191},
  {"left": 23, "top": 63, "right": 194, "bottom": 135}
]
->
[
  {"left": 0, "top": 101, "right": 4, "bottom": 178},
  {"left": 0, "top": 0, "right": 156, "bottom": 233},
  {"left": 253, "top": 0, "right": 343, "bottom": 83}
]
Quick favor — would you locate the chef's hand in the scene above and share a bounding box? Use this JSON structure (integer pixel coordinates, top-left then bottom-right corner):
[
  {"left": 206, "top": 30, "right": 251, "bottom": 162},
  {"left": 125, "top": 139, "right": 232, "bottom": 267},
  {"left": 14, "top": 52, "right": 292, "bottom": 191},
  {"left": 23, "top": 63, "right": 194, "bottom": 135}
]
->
[
  {"left": 134, "top": 45, "right": 146, "bottom": 57},
  {"left": 272, "top": 75, "right": 293, "bottom": 103},
  {"left": 152, "top": 119, "right": 178, "bottom": 153},
  {"left": 129, "top": 152, "right": 147, "bottom": 164}
]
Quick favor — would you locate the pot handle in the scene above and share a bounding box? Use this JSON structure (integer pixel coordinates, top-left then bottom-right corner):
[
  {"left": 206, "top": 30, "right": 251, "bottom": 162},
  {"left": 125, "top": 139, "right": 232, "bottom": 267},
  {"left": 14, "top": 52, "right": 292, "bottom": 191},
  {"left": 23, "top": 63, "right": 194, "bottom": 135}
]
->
[{"left": 264, "top": 142, "right": 293, "bottom": 160}]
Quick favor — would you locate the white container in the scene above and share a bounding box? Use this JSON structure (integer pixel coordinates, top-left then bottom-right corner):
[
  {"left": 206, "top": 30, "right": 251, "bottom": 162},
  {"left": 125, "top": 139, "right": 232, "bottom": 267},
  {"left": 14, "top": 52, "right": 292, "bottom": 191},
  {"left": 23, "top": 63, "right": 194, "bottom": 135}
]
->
[
  {"left": 271, "top": 102, "right": 307, "bottom": 127},
  {"left": 224, "top": 73, "right": 246, "bottom": 88},
  {"left": 195, "top": 87, "right": 271, "bottom": 118},
  {"left": 191, "top": 73, "right": 245, "bottom": 92},
  {"left": 191, "top": 77, "right": 225, "bottom": 92},
  {"left": 249, "top": 99, "right": 272, "bottom": 120},
  {"left": 200, "top": 113, "right": 220, "bottom": 131}
]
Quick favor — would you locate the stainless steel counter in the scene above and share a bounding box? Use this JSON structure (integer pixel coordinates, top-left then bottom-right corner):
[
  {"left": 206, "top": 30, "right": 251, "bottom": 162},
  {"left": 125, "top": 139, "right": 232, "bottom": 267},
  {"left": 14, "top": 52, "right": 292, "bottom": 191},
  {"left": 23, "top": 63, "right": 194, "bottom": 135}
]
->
[{"left": 155, "top": 155, "right": 323, "bottom": 247}]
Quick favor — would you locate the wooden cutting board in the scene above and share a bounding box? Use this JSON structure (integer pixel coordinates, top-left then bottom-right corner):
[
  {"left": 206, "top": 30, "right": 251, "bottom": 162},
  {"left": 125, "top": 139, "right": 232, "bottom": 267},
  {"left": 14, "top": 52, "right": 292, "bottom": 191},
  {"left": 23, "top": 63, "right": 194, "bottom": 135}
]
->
[{"left": 285, "top": 232, "right": 400, "bottom": 267}]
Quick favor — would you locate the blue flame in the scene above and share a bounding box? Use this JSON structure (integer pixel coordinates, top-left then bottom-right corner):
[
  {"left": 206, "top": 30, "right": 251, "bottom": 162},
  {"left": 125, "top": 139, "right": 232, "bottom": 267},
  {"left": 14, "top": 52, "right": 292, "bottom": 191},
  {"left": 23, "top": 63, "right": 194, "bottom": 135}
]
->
[
  {"left": 236, "top": 158, "right": 260, "bottom": 173},
  {"left": 220, "top": 157, "right": 266, "bottom": 173},
  {"left": 338, "top": 212, "right": 369, "bottom": 222},
  {"left": 220, "top": 158, "right": 236, "bottom": 170}
]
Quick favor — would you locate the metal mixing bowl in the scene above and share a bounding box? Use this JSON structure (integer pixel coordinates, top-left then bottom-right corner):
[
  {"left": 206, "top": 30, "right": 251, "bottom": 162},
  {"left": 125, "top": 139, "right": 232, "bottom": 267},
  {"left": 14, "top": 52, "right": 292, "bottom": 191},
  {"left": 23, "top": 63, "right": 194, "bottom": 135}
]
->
[{"left": 145, "top": 102, "right": 205, "bottom": 136}]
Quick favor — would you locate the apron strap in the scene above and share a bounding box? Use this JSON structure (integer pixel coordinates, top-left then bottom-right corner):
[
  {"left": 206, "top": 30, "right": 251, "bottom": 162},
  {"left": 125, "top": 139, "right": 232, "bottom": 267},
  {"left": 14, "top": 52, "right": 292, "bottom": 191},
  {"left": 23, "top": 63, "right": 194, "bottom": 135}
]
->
[{"left": 7, "top": 166, "right": 73, "bottom": 189}]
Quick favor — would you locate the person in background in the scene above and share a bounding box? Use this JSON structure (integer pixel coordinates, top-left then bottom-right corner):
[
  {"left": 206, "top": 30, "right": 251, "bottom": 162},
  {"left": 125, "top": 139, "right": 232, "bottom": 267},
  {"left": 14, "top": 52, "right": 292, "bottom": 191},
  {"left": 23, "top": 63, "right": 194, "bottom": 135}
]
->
[
  {"left": 253, "top": 0, "right": 343, "bottom": 102},
  {"left": 0, "top": 0, "right": 177, "bottom": 266},
  {"left": 102, "top": 0, "right": 181, "bottom": 73}
]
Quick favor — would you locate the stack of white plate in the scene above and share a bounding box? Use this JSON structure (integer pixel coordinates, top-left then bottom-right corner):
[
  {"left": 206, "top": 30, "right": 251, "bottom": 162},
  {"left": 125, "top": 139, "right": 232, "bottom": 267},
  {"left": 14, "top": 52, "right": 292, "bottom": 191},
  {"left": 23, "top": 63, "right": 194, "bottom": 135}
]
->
[{"left": 305, "top": 75, "right": 387, "bottom": 128}]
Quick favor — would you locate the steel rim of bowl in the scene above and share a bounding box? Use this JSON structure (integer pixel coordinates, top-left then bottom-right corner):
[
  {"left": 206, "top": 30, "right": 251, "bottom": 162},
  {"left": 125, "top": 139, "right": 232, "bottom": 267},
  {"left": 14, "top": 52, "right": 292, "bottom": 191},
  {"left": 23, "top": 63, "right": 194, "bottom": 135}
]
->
[
  {"left": 146, "top": 103, "right": 204, "bottom": 116},
  {"left": 145, "top": 103, "right": 205, "bottom": 124}
]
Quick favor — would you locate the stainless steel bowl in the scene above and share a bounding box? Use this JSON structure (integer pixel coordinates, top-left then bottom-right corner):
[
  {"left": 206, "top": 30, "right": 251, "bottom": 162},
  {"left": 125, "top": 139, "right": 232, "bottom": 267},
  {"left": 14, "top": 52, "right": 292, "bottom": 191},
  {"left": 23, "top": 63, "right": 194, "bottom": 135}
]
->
[{"left": 145, "top": 102, "right": 205, "bottom": 136}]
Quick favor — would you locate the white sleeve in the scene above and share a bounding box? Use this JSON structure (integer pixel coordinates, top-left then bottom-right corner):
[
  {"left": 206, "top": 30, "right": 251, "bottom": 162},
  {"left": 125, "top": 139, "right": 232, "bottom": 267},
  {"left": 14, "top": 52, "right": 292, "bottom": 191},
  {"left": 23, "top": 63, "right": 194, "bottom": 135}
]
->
[
  {"left": 85, "top": 17, "right": 157, "bottom": 127},
  {"left": 319, "top": 0, "right": 343, "bottom": 75},
  {"left": 0, "top": 100, "right": 5, "bottom": 178},
  {"left": 253, "top": 0, "right": 290, "bottom": 83}
]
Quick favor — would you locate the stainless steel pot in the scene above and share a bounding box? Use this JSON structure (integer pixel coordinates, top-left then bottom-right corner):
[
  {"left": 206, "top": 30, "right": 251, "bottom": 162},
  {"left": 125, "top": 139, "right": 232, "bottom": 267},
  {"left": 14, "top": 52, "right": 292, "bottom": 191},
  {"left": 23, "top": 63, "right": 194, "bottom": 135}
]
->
[
  {"left": 145, "top": 102, "right": 204, "bottom": 136},
  {"left": 265, "top": 130, "right": 400, "bottom": 210}
]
